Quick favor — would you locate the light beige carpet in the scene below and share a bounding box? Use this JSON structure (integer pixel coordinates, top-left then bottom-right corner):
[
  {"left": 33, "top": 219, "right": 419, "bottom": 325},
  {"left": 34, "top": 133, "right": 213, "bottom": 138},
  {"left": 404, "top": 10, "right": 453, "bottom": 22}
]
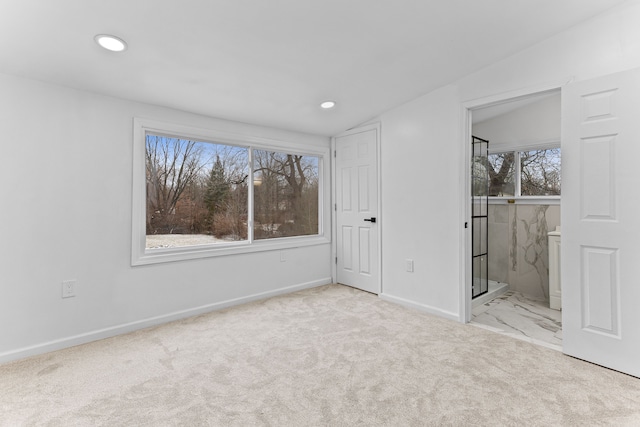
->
[{"left": 1, "top": 284, "right": 640, "bottom": 426}]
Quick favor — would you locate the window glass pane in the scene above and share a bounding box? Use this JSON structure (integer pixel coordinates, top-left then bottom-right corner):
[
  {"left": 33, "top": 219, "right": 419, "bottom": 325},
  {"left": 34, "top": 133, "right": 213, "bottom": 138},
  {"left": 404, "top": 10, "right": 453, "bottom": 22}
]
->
[
  {"left": 253, "top": 150, "right": 319, "bottom": 239},
  {"left": 521, "top": 148, "right": 561, "bottom": 196},
  {"left": 145, "top": 134, "right": 249, "bottom": 249},
  {"left": 471, "top": 154, "right": 488, "bottom": 198},
  {"left": 487, "top": 152, "right": 515, "bottom": 196}
]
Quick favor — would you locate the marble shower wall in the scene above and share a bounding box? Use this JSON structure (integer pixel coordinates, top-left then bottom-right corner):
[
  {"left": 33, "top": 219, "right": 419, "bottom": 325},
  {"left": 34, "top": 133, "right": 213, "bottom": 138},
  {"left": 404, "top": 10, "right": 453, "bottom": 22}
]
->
[{"left": 488, "top": 204, "right": 560, "bottom": 300}]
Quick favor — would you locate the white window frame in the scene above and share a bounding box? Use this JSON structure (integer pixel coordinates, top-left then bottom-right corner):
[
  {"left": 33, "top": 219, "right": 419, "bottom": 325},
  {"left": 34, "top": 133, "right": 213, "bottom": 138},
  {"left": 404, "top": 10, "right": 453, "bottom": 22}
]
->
[
  {"left": 488, "top": 139, "right": 561, "bottom": 206},
  {"left": 131, "top": 118, "right": 330, "bottom": 266}
]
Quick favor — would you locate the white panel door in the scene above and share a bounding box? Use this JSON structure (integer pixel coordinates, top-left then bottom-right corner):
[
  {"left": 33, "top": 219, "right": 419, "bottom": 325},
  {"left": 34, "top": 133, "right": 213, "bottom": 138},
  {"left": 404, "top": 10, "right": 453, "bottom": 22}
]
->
[
  {"left": 335, "top": 126, "right": 379, "bottom": 294},
  {"left": 562, "top": 68, "right": 640, "bottom": 377}
]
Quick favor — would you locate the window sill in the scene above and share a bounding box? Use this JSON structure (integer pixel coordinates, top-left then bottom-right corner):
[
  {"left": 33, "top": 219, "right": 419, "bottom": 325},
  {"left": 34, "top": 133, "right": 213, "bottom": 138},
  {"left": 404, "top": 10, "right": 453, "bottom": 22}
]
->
[
  {"left": 488, "top": 196, "right": 560, "bottom": 206},
  {"left": 132, "top": 235, "right": 330, "bottom": 266}
]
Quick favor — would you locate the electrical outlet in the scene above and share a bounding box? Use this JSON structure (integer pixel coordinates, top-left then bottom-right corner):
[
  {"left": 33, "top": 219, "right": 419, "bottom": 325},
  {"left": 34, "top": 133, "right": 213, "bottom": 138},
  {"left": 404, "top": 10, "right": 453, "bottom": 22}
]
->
[
  {"left": 406, "top": 259, "right": 414, "bottom": 273},
  {"left": 62, "top": 280, "right": 76, "bottom": 298},
  {"left": 280, "top": 250, "right": 287, "bottom": 262}
]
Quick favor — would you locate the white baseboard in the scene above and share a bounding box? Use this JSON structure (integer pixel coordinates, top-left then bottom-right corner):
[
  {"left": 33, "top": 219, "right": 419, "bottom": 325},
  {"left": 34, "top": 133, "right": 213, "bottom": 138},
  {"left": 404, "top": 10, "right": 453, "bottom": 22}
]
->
[
  {"left": 379, "top": 292, "right": 460, "bottom": 322},
  {"left": 0, "top": 278, "right": 331, "bottom": 365}
]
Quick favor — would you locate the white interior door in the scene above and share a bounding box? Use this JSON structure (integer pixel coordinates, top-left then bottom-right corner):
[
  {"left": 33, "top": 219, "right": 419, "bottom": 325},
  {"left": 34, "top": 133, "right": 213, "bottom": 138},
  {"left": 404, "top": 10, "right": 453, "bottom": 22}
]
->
[
  {"left": 335, "top": 125, "right": 380, "bottom": 294},
  {"left": 562, "top": 67, "right": 640, "bottom": 377}
]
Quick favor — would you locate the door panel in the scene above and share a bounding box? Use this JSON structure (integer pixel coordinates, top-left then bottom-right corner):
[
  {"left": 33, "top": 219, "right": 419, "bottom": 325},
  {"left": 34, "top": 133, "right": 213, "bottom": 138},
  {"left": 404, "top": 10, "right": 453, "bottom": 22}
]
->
[
  {"left": 341, "top": 226, "right": 353, "bottom": 271},
  {"left": 359, "top": 227, "right": 371, "bottom": 274},
  {"left": 562, "top": 67, "right": 640, "bottom": 377},
  {"left": 335, "top": 126, "right": 379, "bottom": 294}
]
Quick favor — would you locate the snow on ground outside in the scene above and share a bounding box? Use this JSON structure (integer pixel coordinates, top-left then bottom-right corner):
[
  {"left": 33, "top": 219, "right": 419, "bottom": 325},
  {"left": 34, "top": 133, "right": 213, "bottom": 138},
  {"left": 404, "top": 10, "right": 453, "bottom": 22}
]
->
[{"left": 146, "top": 234, "right": 231, "bottom": 249}]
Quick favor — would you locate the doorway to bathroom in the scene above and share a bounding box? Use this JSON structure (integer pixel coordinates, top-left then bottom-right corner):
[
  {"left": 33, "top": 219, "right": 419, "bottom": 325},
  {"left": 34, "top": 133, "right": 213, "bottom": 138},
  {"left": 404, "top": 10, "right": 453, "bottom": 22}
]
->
[
  {"left": 463, "top": 69, "right": 640, "bottom": 377},
  {"left": 468, "top": 89, "right": 563, "bottom": 350}
]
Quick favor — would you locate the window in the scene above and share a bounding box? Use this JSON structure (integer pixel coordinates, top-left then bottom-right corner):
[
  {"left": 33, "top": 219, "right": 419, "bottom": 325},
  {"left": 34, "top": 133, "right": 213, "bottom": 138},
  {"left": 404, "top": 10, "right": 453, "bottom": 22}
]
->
[
  {"left": 487, "top": 147, "right": 561, "bottom": 198},
  {"left": 132, "top": 119, "right": 329, "bottom": 265},
  {"left": 253, "top": 150, "right": 319, "bottom": 240},
  {"left": 520, "top": 148, "right": 561, "bottom": 196},
  {"left": 487, "top": 152, "right": 515, "bottom": 196},
  {"left": 145, "top": 135, "right": 249, "bottom": 249}
]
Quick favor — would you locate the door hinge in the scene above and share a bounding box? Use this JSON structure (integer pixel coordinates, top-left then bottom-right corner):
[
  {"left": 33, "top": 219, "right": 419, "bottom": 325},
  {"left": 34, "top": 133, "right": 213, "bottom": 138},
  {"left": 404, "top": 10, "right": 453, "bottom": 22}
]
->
[
  {"left": 335, "top": 203, "right": 337, "bottom": 211},
  {"left": 335, "top": 256, "right": 338, "bottom": 264},
  {"left": 334, "top": 150, "right": 337, "bottom": 158},
  {"left": 464, "top": 222, "right": 468, "bottom": 229}
]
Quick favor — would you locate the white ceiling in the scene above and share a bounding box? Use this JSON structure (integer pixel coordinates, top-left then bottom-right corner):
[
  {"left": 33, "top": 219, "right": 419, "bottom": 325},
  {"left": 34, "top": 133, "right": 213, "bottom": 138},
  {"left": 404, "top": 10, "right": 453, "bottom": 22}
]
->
[{"left": 0, "top": 0, "right": 628, "bottom": 136}]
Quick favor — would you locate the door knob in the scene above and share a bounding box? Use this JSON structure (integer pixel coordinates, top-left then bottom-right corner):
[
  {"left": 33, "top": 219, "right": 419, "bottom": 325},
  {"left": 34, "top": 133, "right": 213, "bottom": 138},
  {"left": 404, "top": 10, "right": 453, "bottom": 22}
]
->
[{"left": 364, "top": 217, "right": 377, "bottom": 223}]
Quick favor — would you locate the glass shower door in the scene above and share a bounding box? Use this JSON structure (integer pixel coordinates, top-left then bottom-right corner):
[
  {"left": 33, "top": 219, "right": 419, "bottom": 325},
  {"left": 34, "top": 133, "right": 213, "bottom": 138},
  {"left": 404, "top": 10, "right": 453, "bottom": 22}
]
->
[{"left": 471, "top": 136, "right": 489, "bottom": 299}]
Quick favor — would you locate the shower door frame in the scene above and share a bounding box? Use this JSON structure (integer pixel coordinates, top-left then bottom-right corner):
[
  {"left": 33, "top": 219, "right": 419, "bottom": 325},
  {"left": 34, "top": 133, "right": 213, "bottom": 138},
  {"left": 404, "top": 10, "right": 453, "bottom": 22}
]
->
[{"left": 471, "top": 136, "right": 489, "bottom": 300}]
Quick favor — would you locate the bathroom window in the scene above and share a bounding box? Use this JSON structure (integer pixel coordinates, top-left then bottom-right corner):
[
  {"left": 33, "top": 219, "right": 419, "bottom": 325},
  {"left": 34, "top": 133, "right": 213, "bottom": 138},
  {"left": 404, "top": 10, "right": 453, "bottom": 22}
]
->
[
  {"left": 520, "top": 148, "right": 561, "bottom": 196},
  {"left": 488, "top": 147, "right": 560, "bottom": 199},
  {"left": 487, "top": 152, "right": 515, "bottom": 196}
]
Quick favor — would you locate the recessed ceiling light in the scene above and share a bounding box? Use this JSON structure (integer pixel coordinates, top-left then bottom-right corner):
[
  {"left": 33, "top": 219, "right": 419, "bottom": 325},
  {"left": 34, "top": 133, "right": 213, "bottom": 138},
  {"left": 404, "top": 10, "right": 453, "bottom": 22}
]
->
[
  {"left": 94, "top": 34, "right": 128, "bottom": 52},
  {"left": 320, "top": 101, "right": 336, "bottom": 109}
]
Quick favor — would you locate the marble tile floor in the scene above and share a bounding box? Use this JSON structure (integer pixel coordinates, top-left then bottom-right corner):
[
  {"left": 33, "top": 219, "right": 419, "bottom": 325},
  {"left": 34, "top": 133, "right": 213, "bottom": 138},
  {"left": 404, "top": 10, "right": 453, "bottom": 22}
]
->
[{"left": 471, "top": 290, "right": 563, "bottom": 351}]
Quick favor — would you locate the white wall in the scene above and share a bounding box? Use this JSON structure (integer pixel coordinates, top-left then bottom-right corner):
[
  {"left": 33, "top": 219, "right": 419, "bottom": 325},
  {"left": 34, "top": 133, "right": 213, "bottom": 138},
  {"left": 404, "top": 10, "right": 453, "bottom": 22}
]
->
[
  {"left": 0, "top": 73, "right": 331, "bottom": 362},
  {"left": 487, "top": 204, "right": 561, "bottom": 300},
  {"left": 376, "top": 0, "right": 640, "bottom": 320},
  {"left": 472, "top": 93, "right": 560, "bottom": 150},
  {"left": 377, "top": 84, "right": 462, "bottom": 319}
]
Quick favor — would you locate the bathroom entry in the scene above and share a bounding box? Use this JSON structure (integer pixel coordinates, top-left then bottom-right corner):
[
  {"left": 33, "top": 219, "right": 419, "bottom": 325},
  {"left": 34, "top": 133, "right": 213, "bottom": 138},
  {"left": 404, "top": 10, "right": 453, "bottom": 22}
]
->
[
  {"left": 467, "top": 89, "right": 563, "bottom": 349},
  {"left": 466, "top": 69, "right": 640, "bottom": 378},
  {"left": 471, "top": 91, "right": 561, "bottom": 301}
]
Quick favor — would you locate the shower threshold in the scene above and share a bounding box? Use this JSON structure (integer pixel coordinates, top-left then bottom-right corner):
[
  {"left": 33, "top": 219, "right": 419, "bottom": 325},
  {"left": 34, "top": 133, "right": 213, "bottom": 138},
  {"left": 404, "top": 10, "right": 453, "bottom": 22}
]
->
[{"left": 472, "top": 280, "right": 509, "bottom": 308}]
